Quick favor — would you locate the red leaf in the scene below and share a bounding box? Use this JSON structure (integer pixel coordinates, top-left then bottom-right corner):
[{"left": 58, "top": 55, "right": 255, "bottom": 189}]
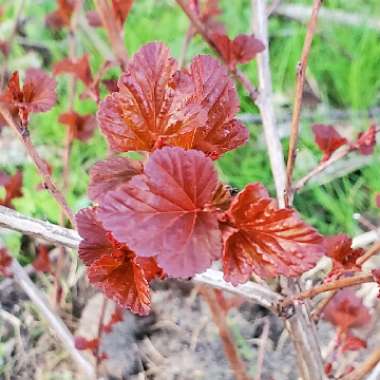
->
[
  {"left": 74, "top": 336, "right": 99, "bottom": 351},
  {"left": 97, "top": 42, "right": 206, "bottom": 153},
  {"left": 0, "top": 70, "right": 56, "bottom": 124},
  {"left": 324, "top": 235, "right": 364, "bottom": 279},
  {"left": 111, "top": 0, "right": 133, "bottom": 27},
  {"left": 211, "top": 33, "right": 265, "bottom": 68},
  {"left": 32, "top": 244, "right": 52, "bottom": 273},
  {"left": 177, "top": 56, "right": 249, "bottom": 157},
  {"left": 222, "top": 183, "right": 324, "bottom": 285},
  {"left": 88, "top": 253, "right": 151, "bottom": 316},
  {"left": 0, "top": 40, "right": 10, "bottom": 57},
  {"left": 323, "top": 289, "right": 371, "bottom": 332},
  {"left": 341, "top": 334, "right": 367, "bottom": 352},
  {"left": 98, "top": 147, "right": 222, "bottom": 278},
  {"left": 58, "top": 111, "right": 96, "bottom": 142},
  {"left": 354, "top": 125, "right": 377, "bottom": 155},
  {"left": 190, "top": 0, "right": 225, "bottom": 35},
  {"left": 0, "top": 248, "right": 12, "bottom": 277},
  {"left": 45, "top": 0, "right": 75, "bottom": 30},
  {"left": 376, "top": 194, "right": 380, "bottom": 208},
  {"left": 312, "top": 124, "right": 348, "bottom": 161},
  {"left": 0, "top": 171, "right": 23, "bottom": 208},
  {"left": 86, "top": 10, "right": 103, "bottom": 27},
  {"left": 76, "top": 207, "right": 156, "bottom": 315},
  {"left": 102, "top": 78, "right": 118, "bottom": 93},
  {"left": 53, "top": 55, "right": 93, "bottom": 87},
  {"left": 88, "top": 156, "right": 143, "bottom": 202}
]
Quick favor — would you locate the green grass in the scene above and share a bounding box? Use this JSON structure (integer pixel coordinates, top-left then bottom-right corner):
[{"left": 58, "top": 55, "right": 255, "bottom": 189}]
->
[{"left": 1, "top": 0, "right": 380, "bottom": 240}]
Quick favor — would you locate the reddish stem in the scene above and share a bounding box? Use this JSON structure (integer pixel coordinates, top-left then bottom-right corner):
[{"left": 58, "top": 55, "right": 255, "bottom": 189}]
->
[
  {"left": 285, "top": 0, "right": 323, "bottom": 206},
  {"left": 0, "top": 106, "right": 75, "bottom": 226},
  {"left": 200, "top": 287, "right": 252, "bottom": 380}
]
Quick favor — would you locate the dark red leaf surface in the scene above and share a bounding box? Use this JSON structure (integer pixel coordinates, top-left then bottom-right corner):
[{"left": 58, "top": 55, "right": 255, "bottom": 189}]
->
[
  {"left": 53, "top": 55, "right": 93, "bottom": 87},
  {"left": 0, "top": 70, "right": 56, "bottom": 124},
  {"left": 312, "top": 124, "right": 348, "bottom": 161},
  {"left": 76, "top": 207, "right": 158, "bottom": 315},
  {"left": 58, "top": 111, "right": 96, "bottom": 142},
  {"left": 323, "top": 289, "right": 371, "bottom": 332},
  {"left": 112, "top": 0, "right": 133, "bottom": 27},
  {"left": 98, "top": 147, "right": 222, "bottom": 278},
  {"left": 0, "top": 171, "right": 23, "bottom": 208},
  {"left": 97, "top": 42, "right": 206, "bottom": 153},
  {"left": 97, "top": 42, "right": 248, "bottom": 156},
  {"left": 0, "top": 248, "right": 12, "bottom": 277},
  {"left": 222, "top": 183, "right": 324, "bottom": 285},
  {"left": 341, "top": 335, "right": 367, "bottom": 352},
  {"left": 32, "top": 244, "right": 52, "bottom": 273},
  {"left": 354, "top": 125, "right": 377, "bottom": 155},
  {"left": 324, "top": 234, "right": 364, "bottom": 279},
  {"left": 45, "top": 0, "right": 75, "bottom": 30},
  {"left": 211, "top": 33, "right": 265, "bottom": 68},
  {"left": 88, "top": 156, "right": 143, "bottom": 202}
]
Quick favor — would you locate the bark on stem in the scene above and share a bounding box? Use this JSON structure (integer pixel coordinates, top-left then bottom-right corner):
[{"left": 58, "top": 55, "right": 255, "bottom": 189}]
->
[
  {"left": 0, "top": 106, "right": 75, "bottom": 226},
  {"left": 0, "top": 205, "right": 281, "bottom": 311}
]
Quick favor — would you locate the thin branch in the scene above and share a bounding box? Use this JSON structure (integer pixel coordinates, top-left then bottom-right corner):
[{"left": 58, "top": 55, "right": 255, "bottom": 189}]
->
[
  {"left": 0, "top": 205, "right": 281, "bottom": 311},
  {"left": 254, "top": 318, "right": 270, "bottom": 380},
  {"left": 252, "top": 0, "right": 286, "bottom": 204},
  {"left": 341, "top": 347, "right": 380, "bottom": 380},
  {"left": 286, "top": 273, "right": 374, "bottom": 305},
  {"left": 200, "top": 287, "right": 252, "bottom": 380},
  {"left": 0, "top": 106, "right": 75, "bottom": 226},
  {"left": 9, "top": 256, "right": 96, "bottom": 378},
  {"left": 285, "top": 0, "right": 323, "bottom": 205},
  {"left": 357, "top": 240, "right": 380, "bottom": 266},
  {"left": 251, "top": 2, "right": 324, "bottom": 379}
]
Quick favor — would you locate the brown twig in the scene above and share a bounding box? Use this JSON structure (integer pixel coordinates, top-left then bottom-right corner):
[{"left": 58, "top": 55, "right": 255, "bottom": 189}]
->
[
  {"left": 200, "top": 287, "right": 252, "bottom": 380},
  {"left": 0, "top": 106, "right": 75, "bottom": 225},
  {"left": 0, "top": 205, "right": 282, "bottom": 310},
  {"left": 286, "top": 273, "right": 374, "bottom": 305},
  {"left": 285, "top": 0, "right": 323, "bottom": 206},
  {"left": 175, "top": 0, "right": 259, "bottom": 101},
  {"left": 341, "top": 348, "right": 380, "bottom": 380}
]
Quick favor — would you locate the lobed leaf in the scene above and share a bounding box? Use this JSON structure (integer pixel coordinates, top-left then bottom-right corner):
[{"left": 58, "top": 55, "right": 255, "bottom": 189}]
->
[
  {"left": 222, "top": 183, "right": 324, "bottom": 285},
  {"left": 97, "top": 147, "right": 223, "bottom": 278},
  {"left": 59, "top": 111, "right": 97, "bottom": 142}
]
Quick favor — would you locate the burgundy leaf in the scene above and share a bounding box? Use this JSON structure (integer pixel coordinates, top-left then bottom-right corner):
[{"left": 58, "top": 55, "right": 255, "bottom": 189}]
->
[
  {"left": 112, "top": 0, "right": 133, "bottom": 27},
  {"left": 222, "top": 183, "right": 324, "bottom": 285},
  {"left": 211, "top": 33, "right": 265, "bottom": 68},
  {"left": 0, "top": 171, "right": 23, "bottom": 208},
  {"left": 88, "top": 156, "right": 143, "bottom": 202},
  {"left": 0, "top": 248, "right": 12, "bottom": 277},
  {"left": 354, "top": 125, "right": 377, "bottom": 155},
  {"left": 53, "top": 55, "right": 93, "bottom": 87},
  {"left": 312, "top": 124, "right": 348, "bottom": 161},
  {"left": 97, "top": 42, "right": 206, "bottom": 153},
  {"left": 58, "top": 111, "right": 96, "bottom": 142},
  {"left": 76, "top": 207, "right": 156, "bottom": 315},
  {"left": 45, "top": 0, "right": 75, "bottom": 30},
  {"left": 32, "top": 244, "right": 52, "bottom": 273},
  {"left": 324, "top": 234, "right": 364, "bottom": 279},
  {"left": 98, "top": 147, "right": 222, "bottom": 278},
  {"left": 323, "top": 289, "right": 371, "bottom": 332},
  {"left": 341, "top": 335, "right": 367, "bottom": 352}
]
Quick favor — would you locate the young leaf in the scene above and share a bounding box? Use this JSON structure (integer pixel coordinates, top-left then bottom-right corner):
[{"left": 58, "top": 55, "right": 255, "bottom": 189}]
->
[
  {"left": 88, "top": 156, "right": 143, "bottom": 202},
  {"left": 211, "top": 33, "right": 265, "bottom": 68},
  {"left": 112, "top": 0, "right": 133, "bottom": 28},
  {"left": 97, "top": 147, "right": 222, "bottom": 278},
  {"left": 32, "top": 244, "right": 52, "bottom": 273},
  {"left": 323, "top": 289, "right": 371, "bottom": 332},
  {"left": 0, "top": 70, "right": 56, "bottom": 125},
  {"left": 354, "top": 124, "right": 377, "bottom": 155},
  {"left": 58, "top": 111, "right": 97, "bottom": 142},
  {"left": 222, "top": 183, "right": 324, "bottom": 285},
  {"left": 53, "top": 55, "right": 93, "bottom": 87},
  {"left": 324, "top": 235, "right": 364, "bottom": 279},
  {"left": 341, "top": 335, "right": 367, "bottom": 352},
  {"left": 312, "top": 124, "right": 348, "bottom": 161},
  {"left": 0, "top": 171, "right": 23, "bottom": 208},
  {"left": 0, "top": 248, "right": 12, "bottom": 277},
  {"left": 97, "top": 42, "right": 206, "bottom": 153},
  {"left": 45, "top": 0, "right": 75, "bottom": 30},
  {"left": 76, "top": 207, "right": 157, "bottom": 315},
  {"left": 177, "top": 56, "right": 249, "bottom": 157}
]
